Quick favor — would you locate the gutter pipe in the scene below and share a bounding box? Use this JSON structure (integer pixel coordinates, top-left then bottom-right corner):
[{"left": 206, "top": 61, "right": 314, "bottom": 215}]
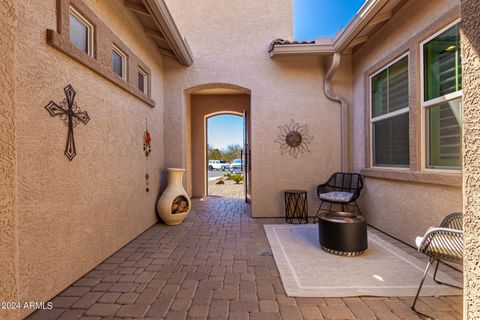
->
[{"left": 324, "top": 53, "right": 349, "bottom": 172}]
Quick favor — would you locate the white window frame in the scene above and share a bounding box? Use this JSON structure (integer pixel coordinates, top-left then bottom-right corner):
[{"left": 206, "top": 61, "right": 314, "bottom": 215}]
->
[
  {"left": 420, "top": 18, "right": 462, "bottom": 172},
  {"left": 112, "top": 45, "right": 127, "bottom": 80},
  {"left": 69, "top": 6, "right": 94, "bottom": 57},
  {"left": 138, "top": 67, "right": 148, "bottom": 94},
  {"left": 369, "top": 52, "right": 410, "bottom": 169}
]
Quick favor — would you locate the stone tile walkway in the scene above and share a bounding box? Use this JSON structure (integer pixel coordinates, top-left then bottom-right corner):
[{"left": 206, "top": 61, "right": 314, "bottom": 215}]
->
[{"left": 28, "top": 197, "right": 462, "bottom": 320}]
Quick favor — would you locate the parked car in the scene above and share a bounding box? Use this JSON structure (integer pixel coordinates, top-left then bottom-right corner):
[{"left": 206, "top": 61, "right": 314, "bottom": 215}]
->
[
  {"left": 220, "top": 161, "right": 229, "bottom": 171},
  {"left": 229, "top": 159, "right": 243, "bottom": 174},
  {"left": 208, "top": 160, "right": 228, "bottom": 171}
]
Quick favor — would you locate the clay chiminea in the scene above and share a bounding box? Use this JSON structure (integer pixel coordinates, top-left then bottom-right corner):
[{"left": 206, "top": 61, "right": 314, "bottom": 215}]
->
[{"left": 157, "top": 168, "right": 191, "bottom": 225}]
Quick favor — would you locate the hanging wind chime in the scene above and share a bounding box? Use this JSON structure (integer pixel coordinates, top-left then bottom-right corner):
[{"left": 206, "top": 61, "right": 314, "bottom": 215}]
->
[{"left": 144, "top": 119, "right": 152, "bottom": 192}]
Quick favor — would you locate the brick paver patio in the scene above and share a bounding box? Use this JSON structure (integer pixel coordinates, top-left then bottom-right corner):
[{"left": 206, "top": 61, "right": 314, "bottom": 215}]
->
[{"left": 28, "top": 197, "right": 462, "bottom": 319}]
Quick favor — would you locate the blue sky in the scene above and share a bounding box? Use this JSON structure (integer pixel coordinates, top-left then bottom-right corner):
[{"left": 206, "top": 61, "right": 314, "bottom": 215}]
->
[
  {"left": 207, "top": 2, "right": 364, "bottom": 148},
  {"left": 294, "top": 0, "right": 366, "bottom": 39},
  {"left": 207, "top": 115, "right": 243, "bottom": 150}
]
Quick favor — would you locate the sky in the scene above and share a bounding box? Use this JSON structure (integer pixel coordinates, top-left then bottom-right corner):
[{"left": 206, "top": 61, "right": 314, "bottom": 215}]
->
[
  {"left": 207, "top": 115, "right": 243, "bottom": 150},
  {"left": 294, "top": 0, "right": 366, "bottom": 39},
  {"left": 207, "top": 1, "right": 364, "bottom": 148}
]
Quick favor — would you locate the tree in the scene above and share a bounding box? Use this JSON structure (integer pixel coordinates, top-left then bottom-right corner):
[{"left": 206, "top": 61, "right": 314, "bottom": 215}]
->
[
  {"left": 222, "top": 144, "right": 242, "bottom": 163},
  {"left": 208, "top": 147, "right": 222, "bottom": 160}
]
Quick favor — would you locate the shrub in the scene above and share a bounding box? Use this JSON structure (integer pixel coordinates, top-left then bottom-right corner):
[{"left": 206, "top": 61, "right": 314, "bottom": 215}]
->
[
  {"left": 223, "top": 172, "right": 232, "bottom": 180},
  {"left": 231, "top": 174, "right": 244, "bottom": 184}
]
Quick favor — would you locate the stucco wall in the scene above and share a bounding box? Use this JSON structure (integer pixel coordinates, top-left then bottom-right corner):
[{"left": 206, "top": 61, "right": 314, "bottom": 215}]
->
[
  {"left": 461, "top": 0, "right": 480, "bottom": 317},
  {"left": 361, "top": 178, "right": 461, "bottom": 244},
  {"left": 0, "top": 1, "right": 19, "bottom": 319},
  {"left": 190, "top": 94, "right": 250, "bottom": 198},
  {"left": 351, "top": 0, "right": 462, "bottom": 245},
  {"left": 163, "top": 0, "right": 347, "bottom": 217},
  {"left": 14, "top": 0, "right": 164, "bottom": 316}
]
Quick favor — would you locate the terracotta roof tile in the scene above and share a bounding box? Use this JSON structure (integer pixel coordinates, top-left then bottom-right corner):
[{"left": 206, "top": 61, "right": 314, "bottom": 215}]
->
[{"left": 268, "top": 39, "right": 315, "bottom": 52}]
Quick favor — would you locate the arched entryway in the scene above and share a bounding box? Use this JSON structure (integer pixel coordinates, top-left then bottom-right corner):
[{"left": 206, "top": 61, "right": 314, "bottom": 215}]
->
[
  {"left": 184, "top": 83, "right": 251, "bottom": 201},
  {"left": 206, "top": 112, "right": 244, "bottom": 198}
]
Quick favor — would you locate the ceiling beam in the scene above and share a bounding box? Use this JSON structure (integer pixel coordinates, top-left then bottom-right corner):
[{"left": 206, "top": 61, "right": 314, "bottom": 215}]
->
[
  {"left": 142, "top": 0, "right": 194, "bottom": 66},
  {"left": 347, "top": 35, "right": 369, "bottom": 48},
  {"left": 157, "top": 47, "right": 177, "bottom": 59},
  {"left": 368, "top": 11, "right": 392, "bottom": 25},
  {"left": 124, "top": 0, "right": 150, "bottom": 16},
  {"left": 145, "top": 28, "right": 172, "bottom": 49},
  {"left": 144, "top": 27, "right": 165, "bottom": 40}
]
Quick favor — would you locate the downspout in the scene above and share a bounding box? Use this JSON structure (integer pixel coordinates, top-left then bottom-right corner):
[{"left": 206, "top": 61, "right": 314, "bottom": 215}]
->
[{"left": 324, "top": 52, "right": 349, "bottom": 172}]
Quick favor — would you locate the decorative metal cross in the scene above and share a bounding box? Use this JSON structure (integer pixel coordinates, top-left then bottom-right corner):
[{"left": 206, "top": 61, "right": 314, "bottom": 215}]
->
[{"left": 45, "top": 84, "right": 90, "bottom": 161}]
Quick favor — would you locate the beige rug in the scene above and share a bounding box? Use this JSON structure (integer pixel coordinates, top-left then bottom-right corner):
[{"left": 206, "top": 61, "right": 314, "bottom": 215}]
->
[{"left": 264, "top": 224, "right": 462, "bottom": 297}]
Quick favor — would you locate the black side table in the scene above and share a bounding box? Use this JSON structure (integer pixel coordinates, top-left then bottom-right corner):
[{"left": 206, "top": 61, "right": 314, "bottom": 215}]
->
[{"left": 284, "top": 190, "right": 308, "bottom": 224}]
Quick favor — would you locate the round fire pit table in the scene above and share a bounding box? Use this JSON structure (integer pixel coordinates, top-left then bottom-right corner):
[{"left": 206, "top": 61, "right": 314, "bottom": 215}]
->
[{"left": 318, "top": 211, "right": 367, "bottom": 256}]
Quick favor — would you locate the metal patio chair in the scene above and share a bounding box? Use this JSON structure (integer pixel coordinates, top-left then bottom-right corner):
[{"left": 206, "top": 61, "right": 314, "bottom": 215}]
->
[
  {"left": 313, "top": 172, "right": 364, "bottom": 223},
  {"left": 412, "top": 212, "right": 463, "bottom": 319}
]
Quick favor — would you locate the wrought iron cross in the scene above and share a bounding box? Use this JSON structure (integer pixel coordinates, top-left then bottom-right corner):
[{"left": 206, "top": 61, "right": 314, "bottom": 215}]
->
[{"left": 45, "top": 84, "right": 90, "bottom": 161}]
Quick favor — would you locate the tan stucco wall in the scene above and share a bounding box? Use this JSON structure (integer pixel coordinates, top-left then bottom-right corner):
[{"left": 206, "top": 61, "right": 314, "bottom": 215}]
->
[
  {"left": 13, "top": 0, "right": 164, "bottom": 317},
  {"left": 163, "top": 0, "right": 348, "bottom": 217},
  {"left": 461, "top": 0, "right": 480, "bottom": 317},
  {"left": 361, "top": 178, "right": 462, "bottom": 244},
  {"left": 0, "top": 1, "right": 19, "bottom": 319},
  {"left": 190, "top": 94, "right": 250, "bottom": 198},
  {"left": 351, "top": 0, "right": 462, "bottom": 245}
]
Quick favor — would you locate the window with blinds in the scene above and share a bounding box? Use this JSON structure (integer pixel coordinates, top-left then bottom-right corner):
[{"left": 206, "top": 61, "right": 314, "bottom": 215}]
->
[
  {"left": 69, "top": 7, "right": 94, "bottom": 57},
  {"left": 423, "top": 22, "right": 462, "bottom": 169},
  {"left": 371, "top": 55, "right": 410, "bottom": 167}
]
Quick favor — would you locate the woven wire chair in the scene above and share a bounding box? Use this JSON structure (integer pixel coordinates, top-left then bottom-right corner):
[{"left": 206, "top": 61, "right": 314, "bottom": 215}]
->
[
  {"left": 313, "top": 173, "right": 363, "bottom": 223},
  {"left": 411, "top": 212, "right": 463, "bottom": 319}
]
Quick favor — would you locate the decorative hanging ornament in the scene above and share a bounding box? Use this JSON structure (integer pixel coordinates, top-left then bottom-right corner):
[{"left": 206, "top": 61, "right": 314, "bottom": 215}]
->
[
  {"left": 145, "top": 173, "right": 150, "bottom": 193},
  {"left": 144, "top": 119, "right": 151, "bottom": 192},
  {"left": 143, "top": 128, "right": 151, "bottom": 157}
]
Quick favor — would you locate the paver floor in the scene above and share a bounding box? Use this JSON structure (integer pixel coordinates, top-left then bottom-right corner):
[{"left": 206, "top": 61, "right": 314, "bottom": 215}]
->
[{"left": 28, "top": 197, "right": 462, "bottom": 320}]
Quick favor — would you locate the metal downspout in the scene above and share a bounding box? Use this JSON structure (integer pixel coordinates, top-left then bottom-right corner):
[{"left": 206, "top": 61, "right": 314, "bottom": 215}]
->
[{"left": 324, "top": 52, "right": 349, "bottom": 172}]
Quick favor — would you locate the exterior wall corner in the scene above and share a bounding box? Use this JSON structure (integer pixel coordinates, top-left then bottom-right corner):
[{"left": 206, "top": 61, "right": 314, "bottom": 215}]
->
[
  {"left": 0, "top": 0, "right": 20, "bottom": 319},
  {"left": 461, "top": 0, "right": 480, "bottom": 317}
]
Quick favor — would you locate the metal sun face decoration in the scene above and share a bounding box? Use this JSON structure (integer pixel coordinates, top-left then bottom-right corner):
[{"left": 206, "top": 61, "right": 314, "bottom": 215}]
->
[{"left": 274, "top": 119, "right": 313, "bottom": 159}]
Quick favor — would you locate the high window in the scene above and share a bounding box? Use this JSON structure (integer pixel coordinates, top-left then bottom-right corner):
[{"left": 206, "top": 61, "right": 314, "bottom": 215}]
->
[
  {"left": 69, "top": 7, "right": 94, "bottom": 56},
  {"left": 422, "top": 21, "right": 462, "bottom": 169},
  {"left": 370, "top": 54, "right": 410, "bottom": 167},
  {"left": 112, "top": 45, "right": 127, "bottom": 80},
  {"left": 138, "top": 68, "right": 147, "bottom": 94}
]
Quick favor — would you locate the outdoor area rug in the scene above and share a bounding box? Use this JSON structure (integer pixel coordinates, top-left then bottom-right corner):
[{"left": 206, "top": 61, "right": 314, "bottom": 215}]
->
[{"left": 264, "top": 224, "right": 462, "bottom": 297}]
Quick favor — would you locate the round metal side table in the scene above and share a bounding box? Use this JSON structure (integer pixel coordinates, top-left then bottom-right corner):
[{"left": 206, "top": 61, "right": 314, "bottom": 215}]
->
[{"left": 284, "top": 190, "right": 308, "bottom": 224}]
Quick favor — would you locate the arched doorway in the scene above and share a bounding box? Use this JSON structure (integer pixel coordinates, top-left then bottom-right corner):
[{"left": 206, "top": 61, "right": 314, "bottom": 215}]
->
[
  {"left": 185, "top": 83, "right": 251, "bottom": 201},
  {"left": 206, "top": 113, "right": 244, "bottom": 198}
]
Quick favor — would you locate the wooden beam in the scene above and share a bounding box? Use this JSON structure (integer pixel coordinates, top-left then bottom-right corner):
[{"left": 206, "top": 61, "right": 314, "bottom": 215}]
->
[
  {"left": 143, "top": 0, "right": 193, "bottom": 66},
  {"left": 144, "top": 27, "right": 165, "bottom": 40},
  {"left": 124, "top": 0, "right": 150, "bottom": 16},
  {"left": 347, "top": 35, "right": 369, "bottom": 48},
  {"left": 145, "top": 27, "right": 172, "bottom": 49},
  {"left": 157, "top": 47, "right": 177, "bottom": 59},
  {"left": 369, "top": 11, "right": 392, "bottom": 26}
]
